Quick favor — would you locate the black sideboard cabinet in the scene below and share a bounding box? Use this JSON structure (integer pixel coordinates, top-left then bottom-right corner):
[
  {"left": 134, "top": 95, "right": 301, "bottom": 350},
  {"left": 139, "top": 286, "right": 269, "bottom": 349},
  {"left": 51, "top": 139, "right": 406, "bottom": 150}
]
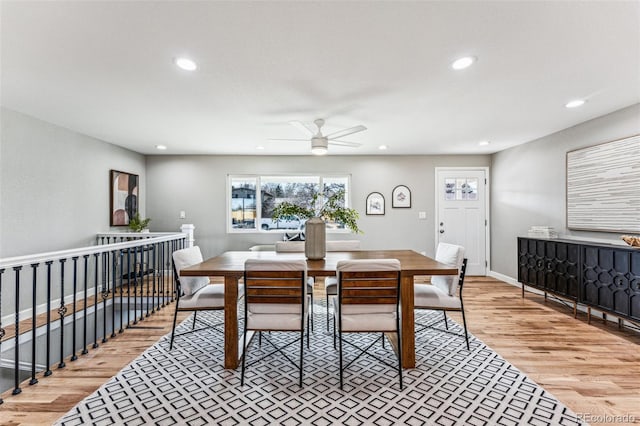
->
[{"left": 517, "top": 237, "right": 640, "bottom": 324}]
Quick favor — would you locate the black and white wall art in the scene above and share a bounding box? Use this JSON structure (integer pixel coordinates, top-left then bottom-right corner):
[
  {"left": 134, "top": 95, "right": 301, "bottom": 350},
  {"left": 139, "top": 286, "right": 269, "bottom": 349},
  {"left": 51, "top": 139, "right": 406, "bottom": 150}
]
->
[{"left": 566, "top": 134, "right": 640, "bottom": 232}]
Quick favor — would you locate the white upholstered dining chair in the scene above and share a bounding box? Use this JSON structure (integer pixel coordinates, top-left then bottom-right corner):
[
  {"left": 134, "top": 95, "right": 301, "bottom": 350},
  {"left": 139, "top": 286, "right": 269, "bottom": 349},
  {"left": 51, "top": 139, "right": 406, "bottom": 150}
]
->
[
  {"left": 333, "top": 259, "right": 403, "bottom": 390},
  {"left": 322, "top": 240, "right": 361, "bottom": 331},
  {"left": 248, "top": 244, "right": 276, "bottom": 251},
  {"left": 170, "top": 246, "right": 241, "bottom": 350},
  {"left": 274, "top": 241, "right": 316, "bottom": 330},
  {"left": 274, "top": 241, "right": 305, "bottom": 252},
  {"left": 241, "top": 259, "right": 309, "bottom": 387},
  {"left": 414, "top": 243, "right": 470, "bottom": 349}
]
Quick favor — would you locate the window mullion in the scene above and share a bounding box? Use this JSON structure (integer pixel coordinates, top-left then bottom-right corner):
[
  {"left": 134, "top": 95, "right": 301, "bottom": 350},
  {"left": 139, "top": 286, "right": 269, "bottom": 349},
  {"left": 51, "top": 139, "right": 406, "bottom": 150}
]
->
[
  {"left": 229, "top": 173, "right": 350, "bottom": 233},
  {"left": 256, "top": 176, "right": 262, "bottom": 231}
]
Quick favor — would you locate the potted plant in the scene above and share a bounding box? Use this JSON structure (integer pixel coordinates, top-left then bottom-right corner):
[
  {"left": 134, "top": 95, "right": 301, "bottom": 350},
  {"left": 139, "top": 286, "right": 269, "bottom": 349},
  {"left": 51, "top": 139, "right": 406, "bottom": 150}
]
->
[
  {"left": 271, "top": 190, "right": 361, "bottom": 259},
  {"left": 128, "top": 212, "right": 151, "bottom": 233}
]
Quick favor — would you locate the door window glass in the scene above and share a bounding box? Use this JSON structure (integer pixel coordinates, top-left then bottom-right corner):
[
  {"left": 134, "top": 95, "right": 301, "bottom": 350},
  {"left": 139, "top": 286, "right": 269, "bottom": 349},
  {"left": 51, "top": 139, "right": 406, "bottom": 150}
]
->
[{"left": 445, "top": 178, "right": 478, "bottom": 200}]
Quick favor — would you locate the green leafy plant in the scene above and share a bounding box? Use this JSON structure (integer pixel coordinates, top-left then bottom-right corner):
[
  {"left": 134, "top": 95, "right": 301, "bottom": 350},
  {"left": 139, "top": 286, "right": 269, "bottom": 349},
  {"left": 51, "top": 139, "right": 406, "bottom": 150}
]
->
[
  {"left": 271, "top": 190, "right": 361, "bottom": 234},
  {"left": 128, "top": 212, "right": 151, "bottom": 232}
]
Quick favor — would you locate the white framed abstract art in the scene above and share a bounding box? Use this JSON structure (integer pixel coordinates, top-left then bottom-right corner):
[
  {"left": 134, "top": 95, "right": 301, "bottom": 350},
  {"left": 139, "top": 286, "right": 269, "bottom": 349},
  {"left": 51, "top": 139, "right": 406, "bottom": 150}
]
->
[
  {"left": 366, "top": 192, "right": 385, "bottom": 215},
  {"left": 392, "top": 185, "right": 411, "bottom": 208},
  {"left": 566, "top": 134, "right": 640, "bottom": 232}
]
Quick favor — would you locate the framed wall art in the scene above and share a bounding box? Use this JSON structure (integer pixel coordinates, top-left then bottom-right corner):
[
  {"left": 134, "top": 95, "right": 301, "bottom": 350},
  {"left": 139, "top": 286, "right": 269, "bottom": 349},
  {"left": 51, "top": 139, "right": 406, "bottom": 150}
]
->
[
  {"left": 392, "top": 185, "right": 411, "bottom": 208},
  {"left": 566, "top": 134, "right": 640, "bottom": 232},
  {"left": 366, "top": 192, "right": 385, "bottom": 215},
  {"left": 110, "top": 169, "right": 139, "bottom": 226}
]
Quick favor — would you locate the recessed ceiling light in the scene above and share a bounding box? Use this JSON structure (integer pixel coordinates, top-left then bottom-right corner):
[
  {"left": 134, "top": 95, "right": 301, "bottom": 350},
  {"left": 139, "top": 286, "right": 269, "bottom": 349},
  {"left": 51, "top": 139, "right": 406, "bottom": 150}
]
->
[
  {"left": 565, "top": 99, "right": 586, "bottom": 108},
  {"left": 478, "top": 140, "right": 490, "bottom": 146},
  {"left": 155, "top": 144, "right": 167, "bottom": 150},
  {"left": 378, "top": 145, "right": 388, "bottom": 150},
  {"left": 451, "top": 56, "right": 476, "bottom": 70},
  {"left": 256, "top": 146, "right": 265, "bottom": 150},
  {"left": 174, "top": 57, "right": 197, "bottom": 71}
]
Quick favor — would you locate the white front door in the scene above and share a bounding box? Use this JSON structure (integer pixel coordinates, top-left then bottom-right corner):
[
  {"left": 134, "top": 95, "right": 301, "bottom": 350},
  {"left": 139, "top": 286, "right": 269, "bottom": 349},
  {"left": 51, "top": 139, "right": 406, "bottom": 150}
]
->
[{"left": 435, "top": 168, "right": 488, "bottom": 276}]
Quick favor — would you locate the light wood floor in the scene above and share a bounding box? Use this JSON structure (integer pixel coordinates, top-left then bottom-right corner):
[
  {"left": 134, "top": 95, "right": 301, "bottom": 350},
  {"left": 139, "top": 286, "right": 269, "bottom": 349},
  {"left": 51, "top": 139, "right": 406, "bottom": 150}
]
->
[{"left": 1, "top": 277, "right": 639, "bottom": 425}]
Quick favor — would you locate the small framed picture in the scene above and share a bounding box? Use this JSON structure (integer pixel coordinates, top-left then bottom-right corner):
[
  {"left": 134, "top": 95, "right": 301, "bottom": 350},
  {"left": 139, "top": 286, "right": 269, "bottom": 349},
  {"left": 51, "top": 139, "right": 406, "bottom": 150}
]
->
[
  {"left": 392, "top": 185, "right": 411, "bottom": 208},
  {"left": 366, "top": 192, "right": 385, "bottom": 215}
]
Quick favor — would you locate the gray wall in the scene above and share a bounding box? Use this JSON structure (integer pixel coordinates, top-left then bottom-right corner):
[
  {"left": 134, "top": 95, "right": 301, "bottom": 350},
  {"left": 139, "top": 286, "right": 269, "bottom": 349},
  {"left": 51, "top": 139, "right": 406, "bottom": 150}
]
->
[
  {"left": 146, "top": 155, "right": 490, "bottom": 259},
  {"left": 0, "top": 108, "right": 146, "bottom": 257},
  {"left": 7, "top": 101, "right": 636, "bottom": 275},
  {"left": 490, "top": 103, "right": 640, "bottom": 278}
]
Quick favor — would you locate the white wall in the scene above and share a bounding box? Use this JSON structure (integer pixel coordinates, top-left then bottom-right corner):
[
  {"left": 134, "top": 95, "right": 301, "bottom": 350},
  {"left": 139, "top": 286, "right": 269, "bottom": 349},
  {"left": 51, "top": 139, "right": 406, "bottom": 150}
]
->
[
  {"left": 146, "top": 155, "right": 490, "bottom": 259},
  {"left": 0, "top": 108, "right": 146, "bottom": 257},
  {"left": 490, "top": 103, "right": 640, "bottom": 279}
]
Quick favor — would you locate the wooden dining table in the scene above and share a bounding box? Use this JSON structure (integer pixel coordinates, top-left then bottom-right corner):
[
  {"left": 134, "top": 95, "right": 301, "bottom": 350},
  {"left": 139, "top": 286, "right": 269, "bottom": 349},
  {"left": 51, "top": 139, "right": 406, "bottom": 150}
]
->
[{"left": 181, "top": 249, "right": 458, "bottom": 369}]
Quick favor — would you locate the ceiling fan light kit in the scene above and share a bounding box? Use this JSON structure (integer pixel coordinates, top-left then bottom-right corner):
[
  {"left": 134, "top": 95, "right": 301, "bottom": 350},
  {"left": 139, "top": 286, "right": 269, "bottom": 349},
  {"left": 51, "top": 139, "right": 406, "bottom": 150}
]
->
[{"left": 311, "top": 137, "right": 328, "bottom": 155}]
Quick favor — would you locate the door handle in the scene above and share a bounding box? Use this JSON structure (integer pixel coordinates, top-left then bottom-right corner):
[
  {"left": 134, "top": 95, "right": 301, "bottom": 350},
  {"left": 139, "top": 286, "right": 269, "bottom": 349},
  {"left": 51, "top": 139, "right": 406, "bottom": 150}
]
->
[{"left": 439, "top": 229, "right": 445, "bottom": 234}]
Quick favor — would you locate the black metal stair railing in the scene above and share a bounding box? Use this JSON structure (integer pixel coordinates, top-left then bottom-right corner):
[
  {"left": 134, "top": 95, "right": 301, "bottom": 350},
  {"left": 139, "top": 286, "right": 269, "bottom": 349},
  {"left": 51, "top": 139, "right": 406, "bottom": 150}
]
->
[{"left": 0, "top": 233, "right": 187, "bottom": 400}]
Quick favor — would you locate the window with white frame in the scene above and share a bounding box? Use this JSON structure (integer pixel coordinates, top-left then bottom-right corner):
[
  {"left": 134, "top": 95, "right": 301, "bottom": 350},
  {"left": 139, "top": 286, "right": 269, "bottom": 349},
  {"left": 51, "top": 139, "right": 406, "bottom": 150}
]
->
[{"left": 228, "top": 175, "right": 351, "bottom": 233}]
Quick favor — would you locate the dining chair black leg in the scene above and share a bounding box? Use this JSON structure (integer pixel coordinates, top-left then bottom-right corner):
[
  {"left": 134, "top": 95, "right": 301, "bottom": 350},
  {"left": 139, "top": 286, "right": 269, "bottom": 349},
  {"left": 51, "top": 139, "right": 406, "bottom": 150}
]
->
[
  {"left": 192, "top": 311, "right": 198, "bottom": 330},
  {"left": 397, "top": 320, "right": 403, "bottom": 390},
  {"left": 326, "top": 294, "right": 330, "bottom": 332},
  {"left": 443, "top": 311, "right": 449, "bottom": 330},
  {"left": 258, "top": 331, "right": 262, "bottom": 347},
  {"left": 241, "top": 325, "right": 248, "bottom": 386},
  {"left": 309, "top": 293, "right": 314, "bottom": 332},
  {"left": 382, "top": 333, "right": 385, "bottom": 348},
  {"left": 460, "top": 303, "right": 470, "bottom": 350},
  {"left": 299, "top": 329, "right": 304, "bottom": 387},
  {"left": 333, "top": 317, "right": 337, "bottom": 349},
  {"left": 169, "top": 303, "right": 179, "bottom": 350},
  {"left": 338, "top": 330, "right": 344, "bottom": 390}
]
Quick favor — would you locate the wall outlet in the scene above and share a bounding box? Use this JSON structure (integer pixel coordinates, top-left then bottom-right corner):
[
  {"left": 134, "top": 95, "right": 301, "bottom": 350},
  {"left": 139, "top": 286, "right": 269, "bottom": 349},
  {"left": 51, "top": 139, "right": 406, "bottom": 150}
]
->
[
  {"left": 179, "top": 211, "right": 186, "bottom": 219},
  {"left": 418, "top": 211, "right": 427, "bottom": 219}
]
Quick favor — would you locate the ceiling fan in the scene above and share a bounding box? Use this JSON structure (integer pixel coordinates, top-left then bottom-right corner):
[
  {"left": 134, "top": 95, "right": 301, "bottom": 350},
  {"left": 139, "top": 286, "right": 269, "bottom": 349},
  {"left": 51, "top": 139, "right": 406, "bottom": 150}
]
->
[{"left": 270, "top": 118, "right": 367, "bottom": 155}]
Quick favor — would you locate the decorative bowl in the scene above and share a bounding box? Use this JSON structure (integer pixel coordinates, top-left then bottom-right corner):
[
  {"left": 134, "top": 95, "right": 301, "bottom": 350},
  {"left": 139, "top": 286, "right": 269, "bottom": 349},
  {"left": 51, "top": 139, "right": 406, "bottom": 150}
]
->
[{"left": 621, "top": 235, "right": 640, "bottom": 247}]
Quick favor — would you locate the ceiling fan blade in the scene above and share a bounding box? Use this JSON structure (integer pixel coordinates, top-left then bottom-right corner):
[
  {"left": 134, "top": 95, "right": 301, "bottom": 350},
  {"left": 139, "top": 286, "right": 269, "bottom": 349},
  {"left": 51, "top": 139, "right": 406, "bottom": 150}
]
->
[
  {"left": 325, "top": 125, "right": 367, "bottom": 140},
  {"left": 289, "top": 120, "right": 316, "bottom": 136},
  {"left": 267, "top": 138, "right": 309, "bottom": 142},
  {"left": 328, "top": 140, "right": 362, "bottom": 147}
]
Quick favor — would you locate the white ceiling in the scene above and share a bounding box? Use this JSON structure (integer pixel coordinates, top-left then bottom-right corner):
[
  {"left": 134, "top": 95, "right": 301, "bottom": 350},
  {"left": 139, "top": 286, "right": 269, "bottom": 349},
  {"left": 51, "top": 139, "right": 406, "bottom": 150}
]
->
[{"left": 1, "top": 1, "right": 639, "bottom": 156}]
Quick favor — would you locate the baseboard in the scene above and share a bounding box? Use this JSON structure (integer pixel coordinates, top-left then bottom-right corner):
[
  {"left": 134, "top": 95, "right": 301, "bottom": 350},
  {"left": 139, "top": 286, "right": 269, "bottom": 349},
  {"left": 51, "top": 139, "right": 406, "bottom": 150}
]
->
[
  {"left": 487, "top": 270, "right": 636, "bottom": 328},
  {"left": 487, "top": 270, "right": 519, "bottom": 287},
  {"left": 0, "top": 298, "right": 116, "bottom": 351},
  {"left": 1, "top": 287, "right": 97, "bottom": 326},
  {"left": 487, "top": 270, "right": 545, "bottom": 296}
]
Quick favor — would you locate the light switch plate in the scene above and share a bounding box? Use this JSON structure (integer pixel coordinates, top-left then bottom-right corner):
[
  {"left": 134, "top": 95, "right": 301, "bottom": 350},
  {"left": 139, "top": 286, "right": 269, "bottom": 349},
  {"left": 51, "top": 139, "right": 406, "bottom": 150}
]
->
[
  {"left": 418, "top": 211, "right": 427, "bottom": 219},
  {"left": 179, "top": 211, "right": 186, "bottom": 219}
]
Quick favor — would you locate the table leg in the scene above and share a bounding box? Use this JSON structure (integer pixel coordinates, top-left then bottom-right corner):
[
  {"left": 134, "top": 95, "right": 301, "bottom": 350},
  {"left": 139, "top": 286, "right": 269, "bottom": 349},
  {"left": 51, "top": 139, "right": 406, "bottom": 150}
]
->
[
  {"left": 224, "top": 275, "right": 240, "bottom": 369},
  {"left": 400, "top": 274, "right": 416, "bottom": 368}
]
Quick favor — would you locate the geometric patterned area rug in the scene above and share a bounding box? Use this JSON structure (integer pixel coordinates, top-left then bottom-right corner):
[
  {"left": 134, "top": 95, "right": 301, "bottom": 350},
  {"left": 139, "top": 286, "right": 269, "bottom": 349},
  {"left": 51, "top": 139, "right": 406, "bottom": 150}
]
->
[{"left": 55, "top": 303, "right": 585, "bottom": 426}]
